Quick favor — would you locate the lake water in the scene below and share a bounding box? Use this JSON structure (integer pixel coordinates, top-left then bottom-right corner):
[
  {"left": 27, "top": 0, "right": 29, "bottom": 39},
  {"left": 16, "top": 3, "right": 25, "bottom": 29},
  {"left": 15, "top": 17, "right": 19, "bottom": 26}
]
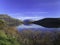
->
[{"left": 17, "top": 24, "right": 60, "bottom": 32}]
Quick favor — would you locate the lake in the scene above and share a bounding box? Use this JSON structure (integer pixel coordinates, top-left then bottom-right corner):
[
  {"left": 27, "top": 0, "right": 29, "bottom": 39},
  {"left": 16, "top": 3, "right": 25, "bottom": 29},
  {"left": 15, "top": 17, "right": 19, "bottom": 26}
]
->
[{"left": 17, "top": 24, "right": 60, "bottom": 32}]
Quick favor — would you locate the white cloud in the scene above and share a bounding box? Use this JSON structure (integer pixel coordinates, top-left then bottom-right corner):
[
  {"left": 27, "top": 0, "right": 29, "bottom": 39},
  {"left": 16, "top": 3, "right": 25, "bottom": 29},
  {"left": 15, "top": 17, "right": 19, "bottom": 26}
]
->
[
  {"left": 9, "top": 11, "right": 48, "bottom": 20},
  {"left": 17, "top": 16, "right": 45, "bottom": 20}
]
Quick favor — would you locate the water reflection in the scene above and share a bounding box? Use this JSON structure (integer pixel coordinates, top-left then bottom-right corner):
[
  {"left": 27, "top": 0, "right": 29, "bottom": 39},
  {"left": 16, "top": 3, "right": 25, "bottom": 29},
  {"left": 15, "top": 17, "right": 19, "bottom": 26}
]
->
[
  {"left": 17, "top": 24, "right": 44, "bottom": 28},
  {"left": 17, "top": 24, "right": 60, "bottom": 31}
]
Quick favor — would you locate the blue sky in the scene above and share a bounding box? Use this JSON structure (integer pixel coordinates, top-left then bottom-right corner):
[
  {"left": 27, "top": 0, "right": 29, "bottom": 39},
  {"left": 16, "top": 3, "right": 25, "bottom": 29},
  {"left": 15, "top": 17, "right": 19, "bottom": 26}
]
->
[{"left": 0, "top": 0, "right": 60, "bottom": 20}]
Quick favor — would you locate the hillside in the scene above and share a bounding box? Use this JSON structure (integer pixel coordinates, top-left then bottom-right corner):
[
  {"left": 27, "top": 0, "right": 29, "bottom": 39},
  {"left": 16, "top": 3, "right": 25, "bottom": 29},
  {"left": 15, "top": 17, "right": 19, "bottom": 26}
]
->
[
  {"left": 0, "top": 19, "right": 20, "bottom": 45},
  {"left": 0, "top": 14, "right": 22, "bottom": 45},
  {"left": 0, "top": 14, "right": 22, "bottom": 26},
  {"left": 32, "top": 18, "right": 60, "bottom": 28}
]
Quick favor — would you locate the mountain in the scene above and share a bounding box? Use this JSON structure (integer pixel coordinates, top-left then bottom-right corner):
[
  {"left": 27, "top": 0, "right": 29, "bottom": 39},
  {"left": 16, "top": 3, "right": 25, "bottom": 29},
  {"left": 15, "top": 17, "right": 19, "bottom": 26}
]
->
[
  {"left": 32, "top": 18, "right": 60, "bottom": 28},
  {"left": 23, "top": 19, "right": 33, "bottom": 25},
  {"left": 0, "top": 14, "right": 22, "bottom": 26}
]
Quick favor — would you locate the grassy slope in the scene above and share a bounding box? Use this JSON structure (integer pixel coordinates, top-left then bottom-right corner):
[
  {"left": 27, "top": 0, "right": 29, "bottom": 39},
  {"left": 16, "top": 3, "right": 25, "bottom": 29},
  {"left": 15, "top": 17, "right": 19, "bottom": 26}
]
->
[{"left": 0, "top": 18, "right": 20, "bottom": 45}]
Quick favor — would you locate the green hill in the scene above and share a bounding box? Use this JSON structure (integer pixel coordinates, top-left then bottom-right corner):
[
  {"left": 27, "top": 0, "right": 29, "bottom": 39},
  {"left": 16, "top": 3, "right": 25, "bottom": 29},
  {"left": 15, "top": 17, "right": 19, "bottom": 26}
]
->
[
  {"left": 0, "top": 14, "right": 22, "bottom": 26},
  {"left": 0, "top": 14, "right": 22, "bottom": 45},
  {"left": 0, "top": 19, "right": 20, "bottom": 45}
]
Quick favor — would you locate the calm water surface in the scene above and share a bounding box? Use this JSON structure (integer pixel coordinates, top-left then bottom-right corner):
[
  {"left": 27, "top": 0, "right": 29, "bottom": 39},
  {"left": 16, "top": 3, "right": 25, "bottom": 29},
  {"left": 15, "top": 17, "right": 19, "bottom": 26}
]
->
[{"left": 17, "top": 24, "right": 60, "bottom": 31}]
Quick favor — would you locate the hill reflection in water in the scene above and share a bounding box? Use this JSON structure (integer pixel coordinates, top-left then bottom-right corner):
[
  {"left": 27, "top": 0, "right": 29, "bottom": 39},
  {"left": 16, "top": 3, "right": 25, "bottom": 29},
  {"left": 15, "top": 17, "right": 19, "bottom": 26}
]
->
[{"left": 17, "top": 24, "right": 60, "bottom": 31}]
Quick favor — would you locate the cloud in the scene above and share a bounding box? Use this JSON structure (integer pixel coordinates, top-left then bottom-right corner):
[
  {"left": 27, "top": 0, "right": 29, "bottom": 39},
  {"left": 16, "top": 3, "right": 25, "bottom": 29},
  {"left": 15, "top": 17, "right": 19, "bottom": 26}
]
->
[
  {"left": 9, "top": 11, "right": 49, "bottom": 20},
  {"left": 9, "top": 12, "right": 48, "bottom": 20},
  {"left": 17, "top": 16, "right": 45, "bottom": 20}
]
